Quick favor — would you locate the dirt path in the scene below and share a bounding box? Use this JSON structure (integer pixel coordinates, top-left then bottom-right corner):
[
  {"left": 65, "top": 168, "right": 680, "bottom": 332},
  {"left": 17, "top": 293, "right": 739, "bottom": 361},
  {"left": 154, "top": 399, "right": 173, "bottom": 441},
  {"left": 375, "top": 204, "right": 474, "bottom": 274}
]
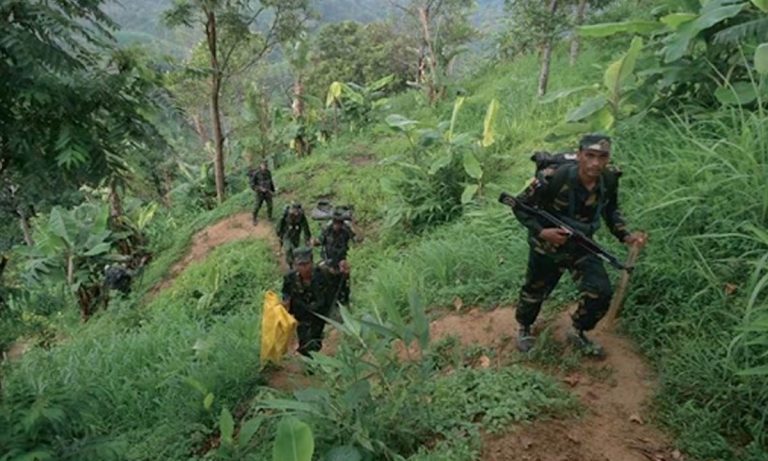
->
[
  {"left": 151, "top": 213, "right": 286, "bottom": 294},
  {"left": 141, "top": 212, "right": 681, "bottom": 460},
  {"left": 428, "top": 307, "right": 681, "bottom": 461}
]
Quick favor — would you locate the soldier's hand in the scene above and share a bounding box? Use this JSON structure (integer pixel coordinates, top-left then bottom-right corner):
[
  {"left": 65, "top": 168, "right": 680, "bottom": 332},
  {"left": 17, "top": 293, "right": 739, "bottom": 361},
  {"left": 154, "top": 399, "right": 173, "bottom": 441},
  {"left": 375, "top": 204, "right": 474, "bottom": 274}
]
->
[
  {"left": 623, "top": 231, "right": 648, "bottom": 248},
  {"left": 339, "top": 260, "right": 350, "bottom": 275},
  {"left": 539, "top": 228, "right": 570, "bottom": 247}
]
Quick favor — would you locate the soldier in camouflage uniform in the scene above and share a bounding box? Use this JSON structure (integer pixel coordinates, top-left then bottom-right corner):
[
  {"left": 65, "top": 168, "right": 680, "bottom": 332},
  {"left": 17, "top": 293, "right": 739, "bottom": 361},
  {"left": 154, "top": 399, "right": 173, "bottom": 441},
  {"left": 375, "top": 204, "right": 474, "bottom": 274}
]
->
[
  {"left": 281, "top": 247, "right": 344, "bottom": 356},
  {"left": 318, "top": 209, "right": 355, "bottom": 304},
  {"left": 248, "top": 160, "right": 276, "bottom": 224},
  {"left": 277, "top": 202, "right": 311, "bottom": 269},
  {"left": 512, "top": 134, "right": 646, "bottom": 356}
]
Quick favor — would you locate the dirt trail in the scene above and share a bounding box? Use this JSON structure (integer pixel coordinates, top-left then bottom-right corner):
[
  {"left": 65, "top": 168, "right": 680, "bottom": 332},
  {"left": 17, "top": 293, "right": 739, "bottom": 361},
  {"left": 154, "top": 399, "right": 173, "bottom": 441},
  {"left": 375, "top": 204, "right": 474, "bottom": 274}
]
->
[
  {"left": 151, "top": 213, "right": 286, "bottom": 294},
  {"left": 427, "top": 307, "right": 680, "bottom": 461},
  {"left": 142, "top": 213, "right": 680, "bottom": 460}
]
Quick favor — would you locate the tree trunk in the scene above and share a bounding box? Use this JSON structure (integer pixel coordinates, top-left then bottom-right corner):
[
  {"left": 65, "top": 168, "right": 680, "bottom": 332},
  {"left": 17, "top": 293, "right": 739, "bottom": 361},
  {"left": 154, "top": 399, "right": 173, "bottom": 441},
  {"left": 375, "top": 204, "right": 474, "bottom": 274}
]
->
[
  {"left": 206, "top": 10, "right": 226, "bottom": 204},
  {"left": 569, "top": 0, "right": 588, "bottom": 66},
  {"left": 292, "top": 76, "right": 307, "bottom": 157},
  {"left": 191, "top": 113, "right": 209, "bottom": 147},
  {"left": 417, "top": 6, "right": 441, "bottom": 103},
  {"left": 108, "top": 179, "right": 124, "bottom": 220},
  {"left": 18, "top": 207, "right": 34, "bottom": 246},
  {"left": 537, "top": 0, "right": 559, "bottom": 97}
]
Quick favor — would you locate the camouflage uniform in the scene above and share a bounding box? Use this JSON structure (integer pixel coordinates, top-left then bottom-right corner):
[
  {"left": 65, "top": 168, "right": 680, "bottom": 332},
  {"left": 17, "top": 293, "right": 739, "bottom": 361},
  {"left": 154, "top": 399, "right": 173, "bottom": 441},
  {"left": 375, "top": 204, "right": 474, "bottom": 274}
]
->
[
  {"left": 281, "top": 248, "right": 343, "bottom": 356},
  {"left": 249, "top": 166, "right": 275, "bottom": 222},
  {"left": 277, "top": 204, "right": 311, "bottom": 268},
  {"left": 513, "top": 158, "right": 629, "bottom": 332},
  {"left": 318, "top": 216, "right": 355, "bottom": 304}
]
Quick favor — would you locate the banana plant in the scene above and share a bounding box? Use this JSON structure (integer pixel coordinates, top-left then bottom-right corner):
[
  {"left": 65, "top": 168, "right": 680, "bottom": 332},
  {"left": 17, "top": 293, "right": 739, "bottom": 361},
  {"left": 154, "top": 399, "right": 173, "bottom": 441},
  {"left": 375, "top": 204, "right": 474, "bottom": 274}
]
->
[
  {"left": 15, "top": 202, "right": 122, "bottom": 320},
  {"left": 542, "top": 37, "right": 645, "bottom": 136},
  {"left": 572, "top": 0, "right": 768, "bottom": 109},
  {"left": 385, "top": 96, "right": 501, "bottom": 204},
  {"left": 325, "top": 75, "right": 394, "bottom": 130}
]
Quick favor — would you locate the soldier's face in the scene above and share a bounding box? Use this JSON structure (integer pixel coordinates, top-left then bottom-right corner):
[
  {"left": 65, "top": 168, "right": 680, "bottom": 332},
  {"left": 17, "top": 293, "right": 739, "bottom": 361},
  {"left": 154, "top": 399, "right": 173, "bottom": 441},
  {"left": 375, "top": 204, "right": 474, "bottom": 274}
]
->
[
  {"left": 260, "top": 163, "right": 267, "bottom": 171},
  {"left": 296, "top": 260, "right": 312, "bottom": 277},
  {"left": 333, "top": 220, "right": 342, "bottom": 231},
  {"left": 577, "top": 149, "right": 610, "bottom": 179}
]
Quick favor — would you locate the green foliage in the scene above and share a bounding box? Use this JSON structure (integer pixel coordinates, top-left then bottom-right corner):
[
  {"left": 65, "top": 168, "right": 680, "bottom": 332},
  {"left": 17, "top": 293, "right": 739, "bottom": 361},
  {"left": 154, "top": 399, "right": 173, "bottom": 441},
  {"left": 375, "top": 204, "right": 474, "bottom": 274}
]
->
[
  {"left": 272, "top": 417, "right": 315, "bottom": 461},
  {"left": 497, "top": 0, "right": 570, "bottom": 59},
  {"left": 307, "top": 21, "right": 414, "bottom": 98},
  {"left": 382, "top": 97, "right": 502, "bottom": 232},
  {"left": 253, "top": 298, "right": 571, "bottom": 460},
  {"left": 615, "top": 110, "right": 768, "bottom": 460},
  {"left": 0, "top": 0, "right": 168, "bottom": 245},
  {"left": 1, "top": 239, "right": 276, "bottom": 460},
  {"left": 576, "top": 0, "right": 768, "bottom": 111},
  {"left": 545, "top": 36, "right": 645, "bottom": 133},
  {"left": 326, "top": 75, "right": 395, "bottom": 131}
]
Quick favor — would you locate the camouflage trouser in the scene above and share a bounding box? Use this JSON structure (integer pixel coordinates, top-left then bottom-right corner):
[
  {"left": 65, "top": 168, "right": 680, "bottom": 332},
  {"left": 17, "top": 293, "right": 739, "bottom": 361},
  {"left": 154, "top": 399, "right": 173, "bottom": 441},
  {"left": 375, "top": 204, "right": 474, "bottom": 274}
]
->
[
  {"left": 281, "top": 234, "right": 302, "bottom": 268},
  {"left": 516, "top": 247, "right": 613, "bottom": 331},
  {"left": 253, "top": 192, "right": 273, "bottom": 220},
  {"left": 296, "top": 315, "right": 326, "bottom": 356}
]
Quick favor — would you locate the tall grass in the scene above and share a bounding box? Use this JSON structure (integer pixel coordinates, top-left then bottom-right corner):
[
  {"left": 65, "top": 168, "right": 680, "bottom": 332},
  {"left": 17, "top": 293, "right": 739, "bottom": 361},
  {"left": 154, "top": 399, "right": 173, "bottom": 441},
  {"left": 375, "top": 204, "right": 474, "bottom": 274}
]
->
[
  {"left": 617, "top": 109, "right": 768, "bottom": 459},
  {"left": 1, "top": 240, "right": 277, "bottom": 460}
]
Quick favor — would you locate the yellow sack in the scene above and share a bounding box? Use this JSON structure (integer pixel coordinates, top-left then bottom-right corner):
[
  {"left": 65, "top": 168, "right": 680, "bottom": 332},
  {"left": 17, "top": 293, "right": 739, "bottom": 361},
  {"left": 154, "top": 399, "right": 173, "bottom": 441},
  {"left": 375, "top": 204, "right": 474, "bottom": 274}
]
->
[{"left": 260, "top": 290, "right": 297, "bottom": 366}]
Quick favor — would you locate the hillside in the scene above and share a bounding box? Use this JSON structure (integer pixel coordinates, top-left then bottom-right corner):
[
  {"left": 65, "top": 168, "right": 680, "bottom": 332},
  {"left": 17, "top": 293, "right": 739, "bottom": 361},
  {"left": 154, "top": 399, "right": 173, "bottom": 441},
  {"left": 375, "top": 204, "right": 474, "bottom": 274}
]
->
[{"left": 2, "top": 1, "right": 768, "bottom": 460}]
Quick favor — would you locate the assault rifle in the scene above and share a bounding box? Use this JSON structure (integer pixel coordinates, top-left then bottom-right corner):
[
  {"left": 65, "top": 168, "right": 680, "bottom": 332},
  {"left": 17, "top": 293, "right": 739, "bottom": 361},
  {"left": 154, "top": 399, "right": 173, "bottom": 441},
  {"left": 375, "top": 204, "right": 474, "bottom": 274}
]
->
[{"left": 499, "top": 192, "right": 632, "bottom": 272}]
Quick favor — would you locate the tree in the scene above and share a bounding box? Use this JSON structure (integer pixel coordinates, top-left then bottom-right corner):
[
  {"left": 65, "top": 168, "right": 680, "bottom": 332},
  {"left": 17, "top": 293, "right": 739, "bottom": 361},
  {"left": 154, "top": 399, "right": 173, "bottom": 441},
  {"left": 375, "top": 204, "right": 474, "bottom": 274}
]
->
[
  {"left": 287, "top": 35, "right": 311, "bottom": 156},
  {"left": 307, "top": 21, "right": 414, "bottom": 98},
  {"left": 389, "top": 0, "right": 476, "bottom": 103},
  {"left": 500, "top": 0, "right": 570, "bottom": 96},
  {"left": 0, "top": 0, "right": 167, "bottom": 252},
  {"left": 164, "top": 0, "right": 311, "bottom": 204}
]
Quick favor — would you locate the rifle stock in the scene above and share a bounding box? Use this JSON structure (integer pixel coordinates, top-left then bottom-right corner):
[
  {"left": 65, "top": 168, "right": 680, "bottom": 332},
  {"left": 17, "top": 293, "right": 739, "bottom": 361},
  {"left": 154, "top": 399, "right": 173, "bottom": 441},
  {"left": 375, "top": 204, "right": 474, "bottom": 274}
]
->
[{"left": 498, "top": 192, "right": 632, "bottom": 272}]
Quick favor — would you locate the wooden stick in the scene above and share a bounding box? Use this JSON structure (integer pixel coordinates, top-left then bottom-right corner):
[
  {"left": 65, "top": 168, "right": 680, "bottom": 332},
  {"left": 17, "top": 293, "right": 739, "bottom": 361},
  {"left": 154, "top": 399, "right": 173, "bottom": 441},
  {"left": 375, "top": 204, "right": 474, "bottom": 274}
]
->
[{"left": 603, "top": 244, "right": 642, "bottom": 330}]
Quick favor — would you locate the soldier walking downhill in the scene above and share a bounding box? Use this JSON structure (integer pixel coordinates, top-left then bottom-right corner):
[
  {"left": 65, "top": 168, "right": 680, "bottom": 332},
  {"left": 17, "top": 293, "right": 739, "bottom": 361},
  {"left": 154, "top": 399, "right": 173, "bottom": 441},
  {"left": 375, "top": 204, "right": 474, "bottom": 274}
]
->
[{"left": 511, "top": 134, "right": 646, "bottom": 357}]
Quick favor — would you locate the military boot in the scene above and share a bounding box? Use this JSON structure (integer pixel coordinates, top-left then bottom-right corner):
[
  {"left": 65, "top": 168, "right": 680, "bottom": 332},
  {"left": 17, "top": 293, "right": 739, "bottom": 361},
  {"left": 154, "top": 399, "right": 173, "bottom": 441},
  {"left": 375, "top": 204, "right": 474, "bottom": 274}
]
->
[
  {"left": 516, "top": 326, "right": 536, "bottom": 353},
  {"left": 567, "top": 327, "right": 605, "bottom": 358}
]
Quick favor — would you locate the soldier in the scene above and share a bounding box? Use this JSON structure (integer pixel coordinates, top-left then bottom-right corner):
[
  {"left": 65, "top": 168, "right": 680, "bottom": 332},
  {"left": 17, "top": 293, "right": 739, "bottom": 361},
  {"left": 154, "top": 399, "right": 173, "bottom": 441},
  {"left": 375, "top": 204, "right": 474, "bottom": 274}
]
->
[
  {"left": 104, "top": 263, "right": 133, "bottom": 295},
  {"left": 318, "top": 209, "right": 355, "bottom": 304},
  {"left": 248, "top": 160, "right": 275, "bottom": 224},
  {"left": 281, "top": 247, "right": 344, "bottom": 356},
  {"left": 512, "top": 134, "right": 646, "bottom": 356},
  {"left": 277, "top": 202, "right": 311, "bottom": 268}
]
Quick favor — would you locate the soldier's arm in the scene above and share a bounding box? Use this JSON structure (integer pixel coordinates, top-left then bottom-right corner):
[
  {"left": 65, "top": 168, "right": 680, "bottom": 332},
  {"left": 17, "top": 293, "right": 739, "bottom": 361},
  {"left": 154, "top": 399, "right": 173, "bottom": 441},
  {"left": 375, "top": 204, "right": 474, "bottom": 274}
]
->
[
  {"left": 301, "top": 216, "right": 311, "bottom": 243},
  {"left": 602, "top": 185, "right": 630, "bottom": 242},
  {"left": 281, "top": 274, "right": 292, "bottom": 311},
  {"left": 277, "top": 214, "right": 286, "bottom": 237},
  {"left": 512, "top": 172, "right": 552, "bottom": 235}
]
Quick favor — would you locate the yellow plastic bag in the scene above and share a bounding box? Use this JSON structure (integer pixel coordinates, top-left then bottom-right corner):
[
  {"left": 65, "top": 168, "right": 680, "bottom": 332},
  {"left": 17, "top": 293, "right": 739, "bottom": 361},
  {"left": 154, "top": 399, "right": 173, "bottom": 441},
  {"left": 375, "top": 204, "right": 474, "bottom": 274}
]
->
[{"left": 260, "top": 290, "right": 297, "bottom": 366}]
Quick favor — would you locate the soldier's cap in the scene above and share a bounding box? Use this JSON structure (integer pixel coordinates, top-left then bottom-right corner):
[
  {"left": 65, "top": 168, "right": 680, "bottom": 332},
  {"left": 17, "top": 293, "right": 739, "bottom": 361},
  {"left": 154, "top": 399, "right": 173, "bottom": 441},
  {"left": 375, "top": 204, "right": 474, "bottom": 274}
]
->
[
  {"left": 290, "top": 202, "right": 302, "bottom": 210},
  {"left": 292, "top": 246, "right": 313, "bottom": 264},
  {"left": 579, "top": 134, "right": 612, "bottom": 153}
]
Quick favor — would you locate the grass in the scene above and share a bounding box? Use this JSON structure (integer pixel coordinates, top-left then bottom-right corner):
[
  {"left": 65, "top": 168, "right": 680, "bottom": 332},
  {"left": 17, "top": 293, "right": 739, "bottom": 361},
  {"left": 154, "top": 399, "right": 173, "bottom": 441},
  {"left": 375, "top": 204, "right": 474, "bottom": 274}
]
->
[
  {"left": 1, "top": 239, "right": 278, "bottom": 460},
  {"left": 3, "top": 34, "right": 767, "bottom": 461}
]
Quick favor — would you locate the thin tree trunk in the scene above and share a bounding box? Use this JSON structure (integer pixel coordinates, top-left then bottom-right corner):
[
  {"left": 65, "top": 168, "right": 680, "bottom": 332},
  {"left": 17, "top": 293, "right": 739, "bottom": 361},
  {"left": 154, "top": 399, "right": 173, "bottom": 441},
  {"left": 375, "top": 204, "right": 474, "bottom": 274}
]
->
[
  {"left": 417, "top": 6, "right": 441, "bottom": 103},
  {"left": 206, "top": 10, "right": 226, "bottom": 204},
  {"left": 191, "top": 113, "right": 209, "bottom": 147},
  {"left": 569, "top": 0, "right": 588, "bottom": 66},
  {"left": 292, "top": 76, "right": 307, "bottom": 156},
  {"left": 108, "top": 179, "right": 124, "bottom": 219},
  {"left": 537, "top": 0, "right": 559, "bottom": 97},
  {"left": 18, "top": 208, "right": 34, "bottom": 246}
]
